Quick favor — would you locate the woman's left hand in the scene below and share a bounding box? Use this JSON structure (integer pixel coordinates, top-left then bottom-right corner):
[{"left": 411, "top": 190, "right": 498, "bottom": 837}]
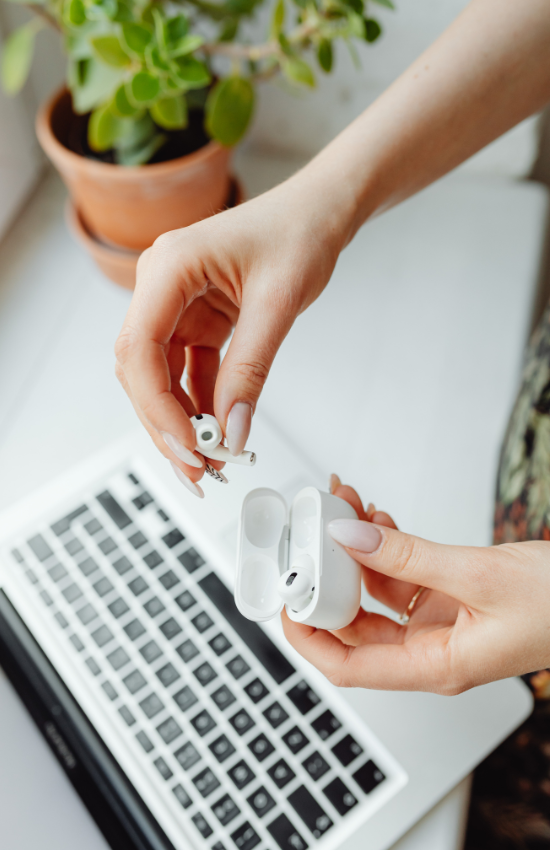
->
[{"left": 282, "top": 477, "right": 550, "bottom": 695}]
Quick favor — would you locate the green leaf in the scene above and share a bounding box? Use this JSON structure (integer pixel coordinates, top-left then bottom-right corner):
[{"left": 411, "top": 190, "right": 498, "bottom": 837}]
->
[
  {"left": 219, "top": 18, "right": 239, "bottom": 42},
  {"left": 347, "top": 11, "right": 366, "bottom": 37},
  {"left": 1, "top": 22, "right": 40, "bottom": 95},
  {"left": 172, "top": 56, "right": 210, "bottom": 89},
  {"left": 277, "top": 32, "right": 293, "bottom": 56},
  {"left": 364, "top": 18, "right": 382, "bottom": 41},
  {"left": 64, "top": 0, "right": 86, "bottom": 26},
  {"left": 71, "top": 57, "right": 124, "bottom": 113},
  {"left": 370, "top": 0, "right": 394, "bottom": 8},
  {"left": 116, "top": 131, "right": 166, "bottom": 165},
  {"left": 205, "top": 76, "right": 254, "bottom": 147},
  {"left": 130, "top": 70, "right": 160, "bottom": 103},
  {"left": 150, "top": 94, "right": 187, "bottom": 129},
  {"left": 115, "top": 112, "right": 156, "bottom": 150},
  {"left": 317, "top": 39, "right": 332, "bottom": 73},
  {"left": 91, "top": 35, "right": 132, "bottom": 67},
  {"left": 112, "top": 83, "right": 140, "bottom": 116},
  {"left": 169, "top": 34, "right": 204, "bottom": 57},
  {"left": 146, "top": 45, "right": 171, "bottom": 72},
  {"left": 152, "top": 7, "right": 167, "bottom": 54},
  {"left": 121, "top": 23, "right": 152, "bottom": 56},
  {"left": 88, "top": 104, "right": 120, "bottom": 151},
  {"left": 282, "top": 57, "right": 315, "bottom": 87},
  {"left": 270, "top": 0, "right": 285, "bottom": 38},
  {"left": 341, "top": 0, "right": 363, "bottom": 12},
  {"left": 165, "top": 15, "right": 189, "bottom": 45}
]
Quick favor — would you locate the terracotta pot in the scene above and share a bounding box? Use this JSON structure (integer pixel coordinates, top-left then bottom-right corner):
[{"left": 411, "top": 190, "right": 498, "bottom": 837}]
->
[
  {"left": 36, "top": 88, "right": 233, "bottom": 252},
  {"left": 66, "top": 179, "right": 245, "bottom": 290}
]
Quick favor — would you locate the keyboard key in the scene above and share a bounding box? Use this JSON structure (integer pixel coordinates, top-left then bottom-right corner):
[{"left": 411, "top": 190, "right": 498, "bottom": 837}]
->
[
  {"left": 85, "top": 657, "right": 101, "bottom": 676},
  {"left": 84, "top": 518, "right": 103, "bottom": 535},
  {"left": 244, "top": 678, "right": 269, "bottom": 704},
  {"left": 248, "top": 733, "right": 275, "bottom": 762},
  {"left": 136, "top": 730, "right": 154, "bottom": 753},
  {"left": 159, "top": 617, "right": 182, "bottom": 640},
  {"left": 96, "top": 491, "right": 131, "bottom": 529},
  {"left": 156, "top": 663, "right": 180, "bottom": 687},
  {"left": 128, "top": 473, "right": 139, "bottom": 485},
  {"left": 140, "top": 640, "right": 162, "bottom": 663},
  {"left": 263, "top": 702, "right": 289, "bottom": 729},
  {"left": 162, "top": 528, "right": 185, "bottom": 549},
  {"left": 129, "top": 531, "right": 147, "bottom": 550},
  {"left": 209, "top": 633, "right": 232, "bottom": 656},
  {"left": 173, "top": 686, "right": 198, "bottom": 712},
  {"left": 352, "top": 760, "right": 385, "bottom": 794},
  {"left": 172, "top": 784, "right": 192, "bottom": 809},
  {"left": 40, "top": 590, "right": 53, "bottom": 606},
  {"left": 229, "top": 709, "right": 255, "bottom": 736},
  {"left": 247, "top": 786, "right": 275, "bottom": 818},
  {"left": 102, "top": 681, "right": 118, "bottom": 701},
  {"left": 283, "top": 727, "right": 309, "bottom": 755},
  {"left": 191, "top": 611, "right": 214, "bottom": 633},
  {"left": 287, "top": 680, "right": 321, "bottom": 715},
  {"left": 55, "top": 612, "right": 69, "bottom": 628},
  {"left": 311, "top": 710, "right": 341, "bottom": 741},
  {"left": 191, "top": 709, "right": 216, "bottom": 737},
  {"left": 331, "top": 733, "right": 364, "bottom": 767},
  {"left": 175, "top": 590, "right": 196, "bottom": 612},
  {"left": 133, "top": 491, "right": 153, "bottom": 510},
  {"left": 267, "top": 814, "right": 308, "bottom": 850},
  {"left": 226, "top": 655, "right": 250, "bottom": 680},
  {"left": 143, "top": 550, "right": 163, "bottom": 569},
  {"left": 77, "top": 604, "right": 98, "bottom": 625},
  {"left": 62, "top": 583, "right": 83, "bottom": 603},
  {"left": 124, "top": 618, "right": 146, "bottom": 640},
  {"left": 209, "top": 734, "right": 235, "bottom": 763},
  {"left": 91, "top": 625, "right": 114, "bottom": 647},
  {"left": 144, "top": 596, "right": 165, "bottom": 617},
  {"left": 211, "top": 685, "right": 236, "bottom": 711},
  {"left": 69, "top": 634, "right": 84, "bottom": 651},
  {"left": 78, "top": 557, "right": 99, "bottom": 576},
  {"left": 193, "top": 767, "right": 220, "bottom": 798},
  {"left": 27, "top": 534, "right": 53, "bottom": 562},
  {"left": 64, "top": 537, "right": 84, "bottom": 556},
  {"left": 193, "top": 661, "right": 217, "bottom": 686},
  {"left": 176, "top": 639, "right": 199, "bottom": 663},
  {"left": 11, "top": 548, "right": 24, "bottom": 563},
  {"left": 227, "top": 761, "right": 255, "bottom": 790},
  {"left": 322, "top": 777, "right": 358, "bottom": 815},
  {"left": 139, "top": 693, "right": 164, "bottom": 718},
  {"left": 98, "top": 537, "right": 117, "bottom": 555},
  {"left": 27, "top": 570, "right": 38, "bottom": 586},
  {"left": 113, "top": 556, "right": 132, "bottom": 575},
  {"left": 159, "top": 570, "right": 179, "bottom": 590},
  {"left": 231, "top": 821, "right": 261, "bottom": 850},
  {"left": 128, "top": 576, "right": 148, "bottom": 596},
  {"left": 288, "top": 786, "right": 333, "bottom": 838},
  {"left": 107, "top": 647, "right": 130, "bottom": 670},
  {"left": 93, "top": 577, "right": 114, "bottom": 597},
  {"left": 157, "top": 717, "right": 183, "bottom": 744},
  {"left": 48, "top": 563, "right": 68, "bottom": 582},
  {"left": 119, "top": 705, "right": 136, "bottom": 726},
  {"left": 123, "top": 670, "right": 147, "bottom": 694},
  {"left": 267, "top": 759, "right": 295, "bottom": 789},
  {"left": 177, "top": 547, "right": 204, "bottom": 573},
  {"left": 154, "top": 756, "right": 173, "bottom": 780},
  {"left": 174, "top": 741, "right": 201, "bottom": 770},
  {"left": 157, "top": 508, "right": 169, "bottom": 521},
  {"left": 108, "top": 597, "right": 130, "bottom": 618},
  {"left": 302, "top": 751, "right": 330, "bottom": 781},
  {"left": 191, "top": 813, "right": 212, "bottom": 839},
  {"left": 51, "top": 505, "right": 88, "bottom": 535},
  {"left": 212, "top": 794, "right": 240, "bottom": 826}
]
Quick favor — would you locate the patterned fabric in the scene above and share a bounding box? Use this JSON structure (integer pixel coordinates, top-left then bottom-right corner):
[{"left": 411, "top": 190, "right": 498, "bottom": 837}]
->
[{"left": 465, "top": 304, "right": 550, "bottom": 849}]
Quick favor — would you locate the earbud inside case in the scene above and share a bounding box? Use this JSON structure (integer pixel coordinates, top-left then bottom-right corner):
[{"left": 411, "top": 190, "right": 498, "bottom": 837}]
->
[{"left": 235, "top": 486, "right": 361, "bottom": 631}]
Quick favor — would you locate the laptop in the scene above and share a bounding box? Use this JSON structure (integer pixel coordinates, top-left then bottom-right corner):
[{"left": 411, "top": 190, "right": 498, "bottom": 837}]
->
[{"left": 0, "top": 416, "right": 533, "bottom": 850}]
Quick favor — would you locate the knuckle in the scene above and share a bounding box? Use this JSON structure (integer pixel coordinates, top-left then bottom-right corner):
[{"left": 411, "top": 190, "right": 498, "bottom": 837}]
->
[
  {"left": 114, "top": 329, "right": 135, "bottom": 365},
  {"left": 226, "top": 360, "right": 270, "bottom": 394},
  {"left": 152, "top": 230, "right": 181, "bottom": 254},
  {"left": 114, "top": 361, "right": 126, "bottom": 386},
  {"left": 392, "top": 535, "right": 423, "bottom": 581}
]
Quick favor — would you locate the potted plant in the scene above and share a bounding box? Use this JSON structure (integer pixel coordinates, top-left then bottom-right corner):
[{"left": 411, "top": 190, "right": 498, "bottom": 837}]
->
[{"left": 1, "top": 0, "right": 390, "bottom": 287}]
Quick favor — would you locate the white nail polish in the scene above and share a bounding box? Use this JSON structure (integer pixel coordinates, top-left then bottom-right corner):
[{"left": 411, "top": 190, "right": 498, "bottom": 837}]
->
[
  {"left": 169, "top": 461, "right": 204, "bottom": 499},
  {"left": 329, "top": 474, "right": 341, "bottom": 494},
  {"left": 226, "top": 403, "right": 252, "bottom": 457},
  {"left": 205, "top": 463, "right": 228, "bottom": 483},
  {"left": 161, "top": 432, "right": 202, "bottom": 468}
]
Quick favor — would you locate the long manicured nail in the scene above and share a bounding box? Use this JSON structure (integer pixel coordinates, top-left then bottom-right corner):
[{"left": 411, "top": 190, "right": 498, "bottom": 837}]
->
[
  {"left": 162, "top": 432, "right": 202, "bottom": 468},
  {"left": 366, "top": 503, "right": 376, "bottom": 521},
  {"left": 226, "top": 403, "right": 252, "bottom": 456},
  {"left": 205, "top": 463, "right": 228, "bottom": 483},
  {"left": 170, "top": 461, "right": 204, "bottom": 498},
  {"left": 328, "top": 519, "right": 382, "bottom": 553},
  {"left": 329, "top": 474, "right": 341, "bottom": 494}
]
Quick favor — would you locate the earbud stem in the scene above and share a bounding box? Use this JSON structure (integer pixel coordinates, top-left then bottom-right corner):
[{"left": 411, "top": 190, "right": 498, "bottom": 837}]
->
[{"left": 200, "top": 446, "right": 256, "bottom": 466}]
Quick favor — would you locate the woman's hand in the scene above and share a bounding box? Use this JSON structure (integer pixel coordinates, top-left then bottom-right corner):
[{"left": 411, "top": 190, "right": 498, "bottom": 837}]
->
[
  {"left": 114, "top": 172, "right": 352, "bottom": 495},
  {"left": 282, "top": 477, "right": 550, "bottom": 695}
]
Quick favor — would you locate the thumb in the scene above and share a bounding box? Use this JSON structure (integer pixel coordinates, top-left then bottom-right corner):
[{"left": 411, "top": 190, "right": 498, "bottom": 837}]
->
[
  {"left": 328, "top": 519, "right": 495, "bottom": 605},
  {"left": 214, "top": 281, "right": 298, "bottom": 453}
]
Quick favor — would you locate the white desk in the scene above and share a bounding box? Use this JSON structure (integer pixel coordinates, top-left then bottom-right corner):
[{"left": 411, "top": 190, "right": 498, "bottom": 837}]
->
[{"left": 0, "top": 153, "right": 546, "bottom": 849}]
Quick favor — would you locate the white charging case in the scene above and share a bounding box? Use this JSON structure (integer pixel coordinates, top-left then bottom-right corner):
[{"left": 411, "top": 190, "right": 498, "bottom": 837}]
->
[{"left": 235, "top": 486, "right": 361, "bottom": 631}]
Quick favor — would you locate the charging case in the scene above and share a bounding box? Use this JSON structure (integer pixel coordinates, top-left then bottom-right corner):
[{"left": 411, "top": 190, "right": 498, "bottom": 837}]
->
[{"left": 236, "top": 487, "right": 361, "bottom": 631}]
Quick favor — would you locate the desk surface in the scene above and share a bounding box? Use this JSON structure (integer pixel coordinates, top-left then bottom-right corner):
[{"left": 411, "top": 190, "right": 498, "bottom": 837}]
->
[{"left": 0, "top": 153, "right": 547, "bottom": 850}]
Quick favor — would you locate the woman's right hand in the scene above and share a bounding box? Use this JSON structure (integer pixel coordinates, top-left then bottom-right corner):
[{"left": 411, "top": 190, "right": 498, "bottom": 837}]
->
[{"left": 115, "top": 167, "right": 353, "bottom": 494}]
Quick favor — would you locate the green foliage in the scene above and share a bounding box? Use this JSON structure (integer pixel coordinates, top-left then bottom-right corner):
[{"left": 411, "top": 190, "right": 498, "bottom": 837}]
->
[{"left": 1, "top": 0, "right": 392, "bottom": 163}]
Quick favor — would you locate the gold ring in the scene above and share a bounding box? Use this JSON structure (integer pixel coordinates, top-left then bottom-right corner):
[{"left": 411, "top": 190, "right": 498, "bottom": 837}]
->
[{"left": 399, "top": 587, "right": 427, "bottom": 625}]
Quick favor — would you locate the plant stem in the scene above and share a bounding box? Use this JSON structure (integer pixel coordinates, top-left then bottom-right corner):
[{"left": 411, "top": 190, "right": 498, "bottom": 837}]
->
[
  {"left": 25, "top": 3, "right": 61, "bottom": 32},
  {"left": 203, "top": 21, "right": 318, "bottom": 61}
]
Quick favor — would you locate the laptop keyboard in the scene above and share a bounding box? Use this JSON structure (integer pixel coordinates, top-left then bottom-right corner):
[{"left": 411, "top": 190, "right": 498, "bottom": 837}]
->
[{"left": 3, "top": 467, "right": 405, "bottom": 850}]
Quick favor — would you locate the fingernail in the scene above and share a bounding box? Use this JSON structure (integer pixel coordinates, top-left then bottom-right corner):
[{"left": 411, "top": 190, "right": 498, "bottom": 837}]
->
[
  {"left": 329, "top": 474, "right": 341, "bottom": 494},
  {"left": 328, "top": 519, "right": 382, "bottom": 553},
  {"left": 366, "top": 503, "right": 376, "bottom": 521},
  {"left": 170, "top": 461, "right": 204, "bottom": 499},
  {"left": 205, "top": 463, "right": 228, "bottom": 483},
  {"left": 226, "top": 403, "right": 252, "bottom": 456},
  {"left": 161, "top": 432, "right": 202, "bottom": 468}
]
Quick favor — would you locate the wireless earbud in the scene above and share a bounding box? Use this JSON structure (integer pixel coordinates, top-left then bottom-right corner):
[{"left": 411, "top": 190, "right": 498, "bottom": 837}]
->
[
  {"left": 191, "top": 414, "right": 256, "bottom": 466},
  {"left": 278, "top": 556, "right": 315, "bottom": 610}
]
